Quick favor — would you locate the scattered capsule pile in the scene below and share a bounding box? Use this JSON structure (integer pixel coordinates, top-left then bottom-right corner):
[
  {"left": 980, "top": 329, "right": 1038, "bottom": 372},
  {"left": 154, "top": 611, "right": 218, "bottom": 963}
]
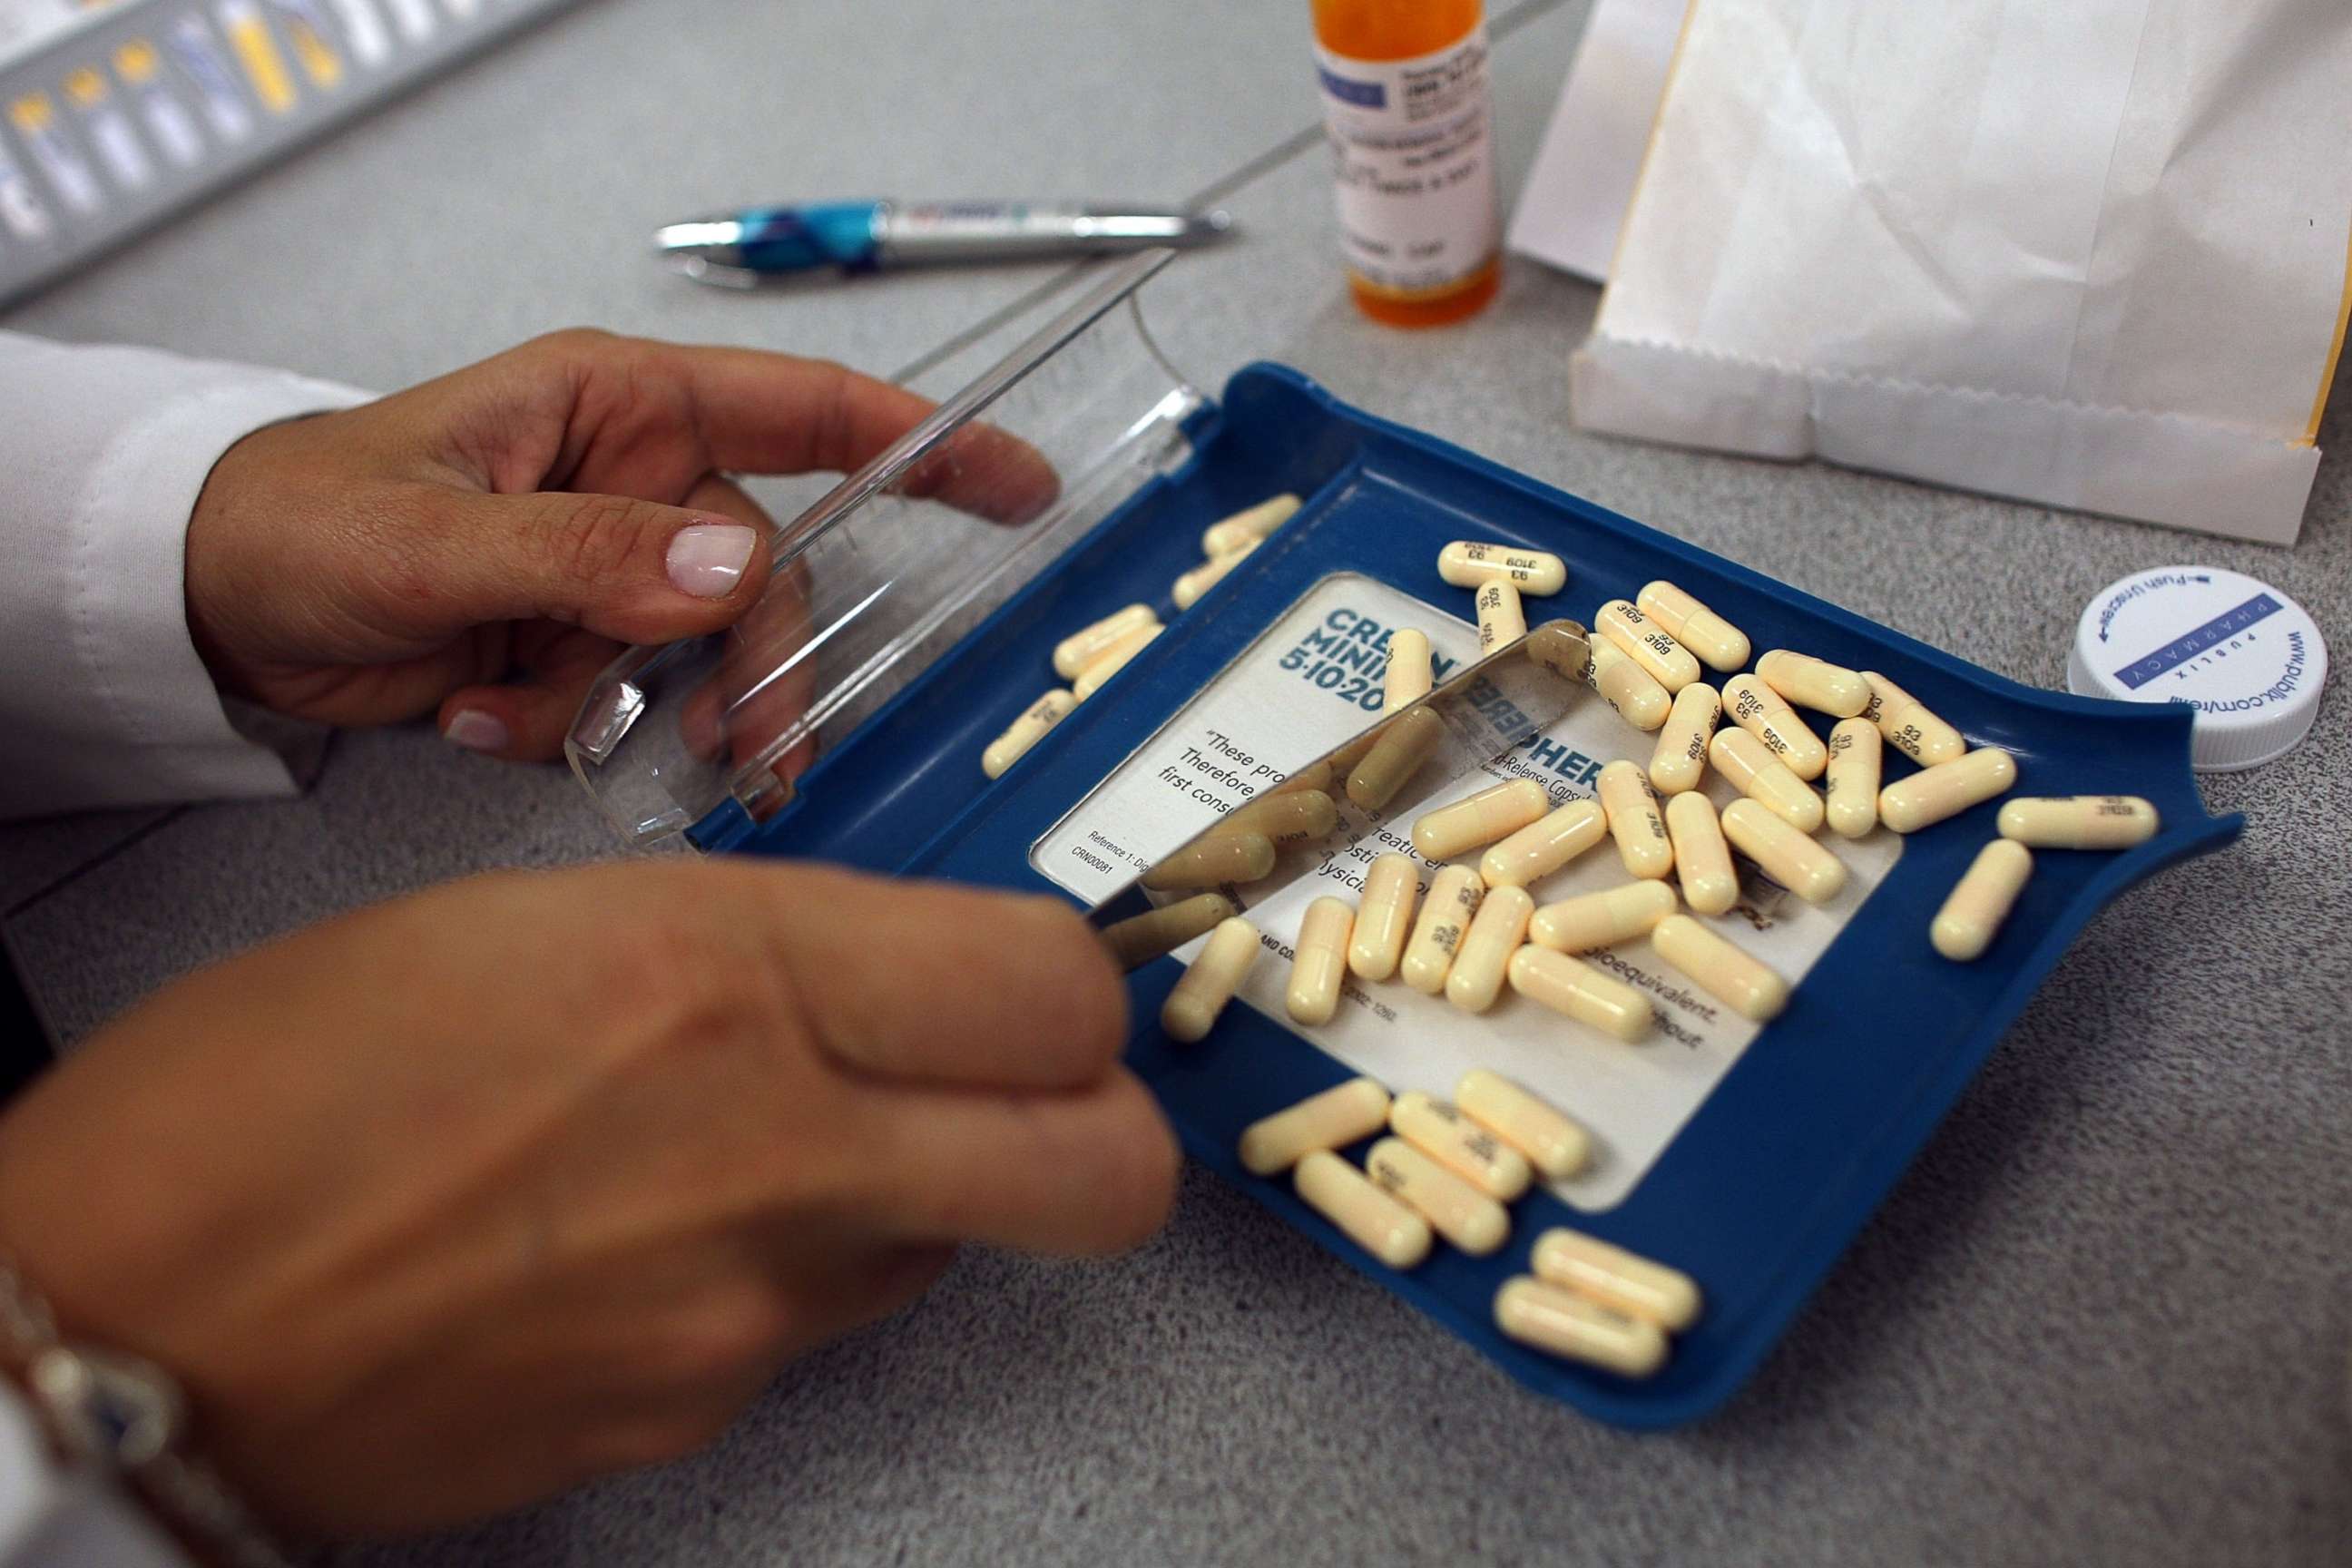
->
[
  {"left": 1232, "top": 1073, "right": 1700, "bottom": 1377},
  {"left": 980, "top": 494, "right": 1302, "bottom": 779},
  {"left": 1046, "top": 509, "right": 2168, "bottom": 1377}
]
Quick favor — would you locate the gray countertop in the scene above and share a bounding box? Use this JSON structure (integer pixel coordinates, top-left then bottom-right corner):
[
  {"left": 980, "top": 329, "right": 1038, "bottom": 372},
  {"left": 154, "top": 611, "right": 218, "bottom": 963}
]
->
[{"left": 6, "top": 1, "right": 2350, "bottom": 1563}]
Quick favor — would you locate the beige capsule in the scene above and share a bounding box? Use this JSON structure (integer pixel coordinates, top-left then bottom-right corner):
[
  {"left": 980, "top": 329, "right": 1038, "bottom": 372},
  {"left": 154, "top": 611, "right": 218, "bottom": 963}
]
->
[
  {"left": 1445, "top": 884, "right": 1534, "bottom": 1014},
  {"left": 1347, "top": 705, "right": 1446, "bottom": 812},
  {"left": 1383, "top": 628, "right": 1434, "bottom": 711},
  {"left": 1479, "top": 799, "right": 1608, "bottom": 889},
  {"left": 1723, "top": 674, "right": 1828, "bottom": 780},
  {"left": 1507, "top": 946, "right": 1653, "bottom": 1043},
  {"left": 1475, "top": 579, "right": 1527, "bottom": 654},
  {"left": 1200, "top": 493, "right": 1299, "bottom": 558},
  {"left": 1052, "top": 604, "right": 1158, "bottom": 681},
  {"left": 1598, "top": 760, "right": 1674, "bottom": 880},
  {"left": 1822, "top": 718, "right": 1882, "bottom": 839},
  {"left": 1494, "top": 1277, "right": 1668, "bottom": 1377},
  {"left": 1348, "top": 854, "right": 1420, "bottom": 981},
  {"left": 1210, "top": 789, "right": 1340, "bottom": 848},
  {"left": 1860, "top": 671, "right": 1966, "bottom": 766},
  {"left": 1532, "top": 1228, "right": 1703, "bottom": 1332},
  {"left": 1295, "top": 1151, "right": 1431, "bottom": 1269},
  {"left": 1997, "top": 795, "right": 2160, "bottom": 849},
  {"left": 1584, "top": 639, "right": 1672, "bottom": 731},
  {"left": 1287, "top": 897, "right": 1356, "bottom": 1024},
  {"left": 1720, "top": 799, "right": 1847, "bottom": 905},
  {"left": 1399, "top": 865, "right": 1485, "bottom": 995},
  {"left": 1524, "top": 621, "right": 1592, "bottom": 683},
  {"left": 1239, "top": 1076, "right": 1391, "bottom": 1175},
  {"left": 1932, "top": 839, "right": 2033, "bottom": 962},
  {"left": 1160, "top": 917, "right": 1260, "bottom": 1043},
  {"left": 1455, "top": 1070, "right": 1591, "bottom": 1181},
  {"left": 1757, "top": 649, "right": 1870, "bottom": 718},
  {"left": 1651, "top": 913, "right": 1789, "bottom": 1023},
  {"left": 982, "top": 689, "right": 1078, "bottom": 779},
  {"left": 1366, "top": 1138, "right": 1510, "bottom": 1255},
  {"left": 1878, "top": 748, "right": 2018, "bottom": 834},
  {"left": 1437, "top": 540, "right": 1569, "bottom": 596},
  {"left": 1596, "top": 598, "right": 1701, "bottom": 692},
  {"left": 1390, "top": 1091, "right": 1534, "bottom": 1200},
  {"left": 1528, "top": 880, "right": 1677, "bottom": 953},
  {"left": 1707, "top": 727, "right": 1825, "bottom": 833},
  {"left": 1325, "top": 729, "right": 1381, "bottom": 779},
  {"left": 1142, "top": 832, "right": 1275, "bottom": 892},
  {"left": 1073, "top": 623, "right": 1164, "bottom": 700},
  {"left": 1413, "top": 778, "right": 1552, "bottom": 860},
  {"left": 1637, "top": 580, "right": 1750, "bottom": 672},
  {"left": 1172, "top": 540, "right": 1258, "bottom": 611},
  {"left": 1102, "top": 892, "right": 1239, "bottom": 971},
  {"left": 1649, "top": 682, "right": 1720, "bottom": 795},
  {"left": 1662, "top": 792, "right": 1739, "bottom": 916}
]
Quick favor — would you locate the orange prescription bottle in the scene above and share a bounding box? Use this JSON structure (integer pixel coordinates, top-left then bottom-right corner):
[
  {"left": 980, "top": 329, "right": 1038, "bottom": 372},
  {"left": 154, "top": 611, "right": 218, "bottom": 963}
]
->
[{"left": 1310, "top": 0, "right": 1501, "bottom": 327}]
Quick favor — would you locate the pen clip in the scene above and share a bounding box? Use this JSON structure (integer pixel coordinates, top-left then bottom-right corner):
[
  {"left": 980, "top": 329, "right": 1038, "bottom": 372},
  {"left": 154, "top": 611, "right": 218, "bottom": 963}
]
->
[{"left": 666, "top": 254, "right": 766, "bottom": 290}]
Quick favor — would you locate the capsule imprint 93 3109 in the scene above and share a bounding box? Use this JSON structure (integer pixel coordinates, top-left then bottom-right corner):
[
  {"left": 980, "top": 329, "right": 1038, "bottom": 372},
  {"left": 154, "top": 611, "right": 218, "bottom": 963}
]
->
[
  {"left": 1636, "top": 581, "right": 1749, "bottom": 672},
  {"left": 1455, "top": 1070, "right": 1590, "bottom": 1181},
  {"left": 1437, "top": 541, "right": 1567, "bottom": 596},
  {"left": 1401, "top": 864, "right": 1485, "bottom": 995}
]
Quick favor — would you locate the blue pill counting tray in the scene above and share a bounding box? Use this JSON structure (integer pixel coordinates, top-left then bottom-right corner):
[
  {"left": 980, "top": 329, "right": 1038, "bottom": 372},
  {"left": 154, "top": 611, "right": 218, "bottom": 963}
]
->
[{"left": 568, "top": 252, "right": 2239, "bottom": 1429}]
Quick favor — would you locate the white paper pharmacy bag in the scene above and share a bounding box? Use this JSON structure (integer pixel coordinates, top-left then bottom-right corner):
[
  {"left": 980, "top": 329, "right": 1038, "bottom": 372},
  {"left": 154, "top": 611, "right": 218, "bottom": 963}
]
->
[{"left": 1565, "top": 0, "right": 2352, "bottom": 545}]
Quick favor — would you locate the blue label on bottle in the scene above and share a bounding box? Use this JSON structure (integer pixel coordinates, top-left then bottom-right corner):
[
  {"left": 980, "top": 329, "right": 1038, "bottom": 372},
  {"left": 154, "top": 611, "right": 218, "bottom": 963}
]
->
[
  {"left": 1317, "top": 64, "right": 1384, "bottom": 107},
  {"left": 2112, "top": 593, "right": 2283, "bottom": 691}
]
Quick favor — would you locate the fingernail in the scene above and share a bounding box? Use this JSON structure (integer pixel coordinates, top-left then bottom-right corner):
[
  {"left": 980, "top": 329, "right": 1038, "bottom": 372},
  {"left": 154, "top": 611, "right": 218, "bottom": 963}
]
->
[
  {"left": 666, "top": 522, "right": 756, "bottom": 599},
  {"left": 442, "top": 710, "right": 510, "bottom": 753}
]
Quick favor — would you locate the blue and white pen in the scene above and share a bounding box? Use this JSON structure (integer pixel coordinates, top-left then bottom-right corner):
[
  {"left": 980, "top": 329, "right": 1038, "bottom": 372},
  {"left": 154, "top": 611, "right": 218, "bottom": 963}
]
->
[{"left": 653, "top": 200, "right": 1233, "bottom": 285}]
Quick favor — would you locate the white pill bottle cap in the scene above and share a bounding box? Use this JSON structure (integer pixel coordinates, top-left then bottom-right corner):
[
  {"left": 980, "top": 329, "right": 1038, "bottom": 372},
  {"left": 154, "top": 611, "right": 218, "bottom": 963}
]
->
[{"left": 2067, "top": 566, "right": 2328, "bottom": 772}]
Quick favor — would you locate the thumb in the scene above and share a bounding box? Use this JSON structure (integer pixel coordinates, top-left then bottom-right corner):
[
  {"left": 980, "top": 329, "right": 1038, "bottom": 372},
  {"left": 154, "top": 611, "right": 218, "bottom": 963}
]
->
[{"left": 430, "top": 488, "right": 772, "bottom": 643}]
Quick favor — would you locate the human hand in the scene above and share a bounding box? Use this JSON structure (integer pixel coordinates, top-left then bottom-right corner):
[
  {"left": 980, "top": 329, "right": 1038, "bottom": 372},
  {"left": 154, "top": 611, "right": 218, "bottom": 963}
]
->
[
  {"left": 0, "top": 859, "right": 1168, "bottom": 1539},
  {"left": 184, "top": 329, "right": 1055, "bottom": 760}
]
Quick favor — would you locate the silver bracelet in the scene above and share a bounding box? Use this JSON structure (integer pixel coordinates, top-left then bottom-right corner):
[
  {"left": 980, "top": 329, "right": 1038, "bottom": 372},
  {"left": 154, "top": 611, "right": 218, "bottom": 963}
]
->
[{"left": 0, "top": 1258, "right": 297, "bottom": 1568}]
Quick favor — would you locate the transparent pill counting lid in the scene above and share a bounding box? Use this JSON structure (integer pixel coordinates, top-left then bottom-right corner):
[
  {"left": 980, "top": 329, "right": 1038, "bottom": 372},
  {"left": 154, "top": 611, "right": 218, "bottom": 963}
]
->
[{"left": 566, "top": 249, "right": 1204, "bottom": 848}]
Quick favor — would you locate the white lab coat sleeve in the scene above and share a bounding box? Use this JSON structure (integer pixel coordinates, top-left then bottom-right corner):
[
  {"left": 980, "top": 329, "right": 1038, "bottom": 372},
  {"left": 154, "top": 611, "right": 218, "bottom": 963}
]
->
[
  {"left": 0, "top": 1383, "right": 192, "bottom": 1567},
  {"left": 0, "top": 330, "right": 373, "bottom": 818}
]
